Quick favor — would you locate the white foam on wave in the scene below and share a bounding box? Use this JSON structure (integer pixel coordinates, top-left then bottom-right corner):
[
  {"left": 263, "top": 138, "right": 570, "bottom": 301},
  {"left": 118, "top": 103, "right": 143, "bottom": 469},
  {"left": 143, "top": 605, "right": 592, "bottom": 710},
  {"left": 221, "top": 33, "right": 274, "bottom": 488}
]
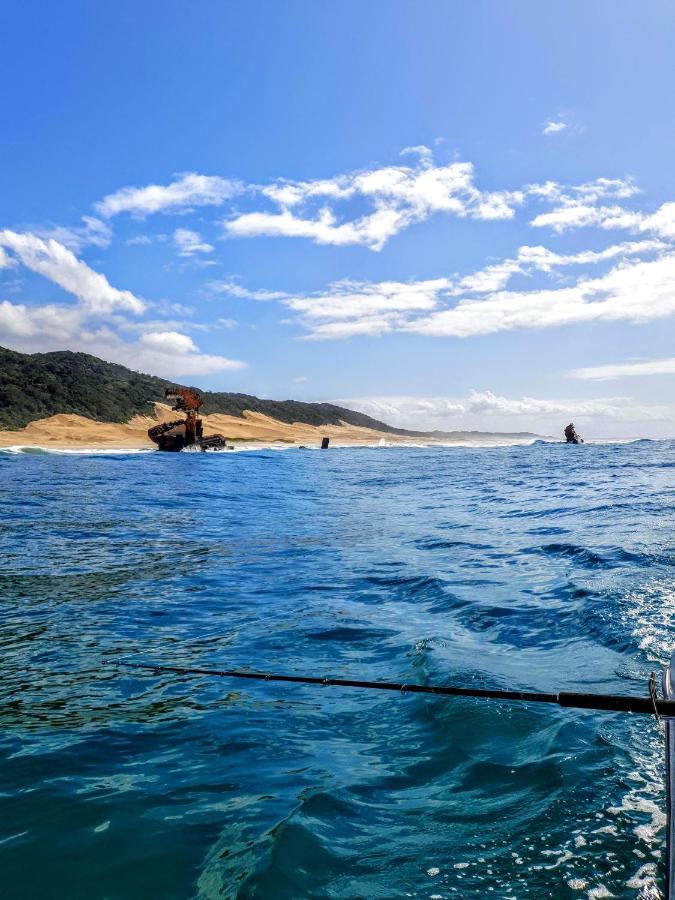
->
[
  {"left": 624, "top": 580, "right": 675, "bottom": 666},
  {"left": 0, "top": 445, "right": 154, "bottom": 456}
]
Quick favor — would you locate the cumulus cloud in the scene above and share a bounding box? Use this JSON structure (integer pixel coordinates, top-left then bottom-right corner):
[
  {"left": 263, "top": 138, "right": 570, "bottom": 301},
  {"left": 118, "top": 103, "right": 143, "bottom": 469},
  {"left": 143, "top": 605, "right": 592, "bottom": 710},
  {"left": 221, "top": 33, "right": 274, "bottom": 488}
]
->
[
  {"left": 569, "top": 357, "right": 675, "bottom": 380},
  {"left": 529, "top": 177, "right": 641, "bottom": 233},
  {"left": 0, "top": 230, "right": 246, "bottom": 378},
  {"left": 407, "top": 251, "right": 675, "bottom": 338},
  {"left": 223, "top": 151, "right": 524, "bottom": 250},
  {"left": 639, "top": 201, "right": 675, "bottom": 239},
  {"left": 207, "top": 277, "right": 289, "bottom": 301},
  {"left": 285, "top": 277, "right": 448, "bottom": 339},
  {"left": 270, "top": 239, "right": 667, "bottom": 340},
  {"left": 446, "top": 238, "right": 663, "bottom": 296},
  {"left": 96, "top": 172, "right": 242, "bottom": 218},
  {"left": 530, "top": 204, "right": 642, "bottom": 233},
  {"left": 0, "top": 230, "right": 145, "bottom": 314},
  {"left": 173, "top": 228, "right": 214, "bottom": 256},
  {"left": 86, "top": 152, "right": 664, "bottom": 258},
  {"left": 36, "top": 216, "right": 113, "bottom": 252},
  {"left": 0, "top": 306, "right": 246, "bottom": 377},
  {"left": 216, "top": 157, "right": 650, "bottom": 250},
  {"left": 400, "top": 144, "right": 434, "bottom": 165},
  {"left": 224, "top": 206, "right": 415, "bottom": 251},
  {"left": 532, "top": 197, "right": 675, "bottom": 241},
  {"left": 122, "top": 330, "right": 244, "bottom": 374},
  {"left": 542, "top": 120, "right": 567, "bottom": 135},
  {"left": 340, "top": 392, "right": 675, "bottom": 436},
  {"left": 288, "top": 277, "right": 445, "bottom": 320},
  {"left": 139, "top": 330, "right": 198, "bottom": 354},
  {"left": 0, "top": 300, "right": 83, "bottom": 340}
]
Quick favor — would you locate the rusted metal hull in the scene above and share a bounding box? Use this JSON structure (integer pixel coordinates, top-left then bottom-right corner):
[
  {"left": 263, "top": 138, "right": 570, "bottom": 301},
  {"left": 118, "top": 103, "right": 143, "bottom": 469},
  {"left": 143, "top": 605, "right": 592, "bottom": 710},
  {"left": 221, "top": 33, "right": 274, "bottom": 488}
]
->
[{"left": 148, "top": 411, "right": 227, "bottom": 452}]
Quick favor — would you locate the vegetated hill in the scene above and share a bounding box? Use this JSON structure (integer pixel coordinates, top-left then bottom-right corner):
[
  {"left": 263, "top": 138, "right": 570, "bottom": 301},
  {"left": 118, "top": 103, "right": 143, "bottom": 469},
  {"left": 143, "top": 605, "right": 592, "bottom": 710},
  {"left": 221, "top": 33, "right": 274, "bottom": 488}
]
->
[
  {"left": 0, "top": 346, "right": 414, "bottom": 434},
  {"left": 0, "top": 346, "right": 541, "bottom": 438}
]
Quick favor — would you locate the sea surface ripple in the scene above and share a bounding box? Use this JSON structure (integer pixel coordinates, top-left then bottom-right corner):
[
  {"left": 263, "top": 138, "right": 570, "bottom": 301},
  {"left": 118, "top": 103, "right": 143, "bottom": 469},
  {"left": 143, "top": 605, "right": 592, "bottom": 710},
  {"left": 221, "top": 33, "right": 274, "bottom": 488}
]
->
[{"left": 1, "top": 441, "right": 674, "bottom": 898}]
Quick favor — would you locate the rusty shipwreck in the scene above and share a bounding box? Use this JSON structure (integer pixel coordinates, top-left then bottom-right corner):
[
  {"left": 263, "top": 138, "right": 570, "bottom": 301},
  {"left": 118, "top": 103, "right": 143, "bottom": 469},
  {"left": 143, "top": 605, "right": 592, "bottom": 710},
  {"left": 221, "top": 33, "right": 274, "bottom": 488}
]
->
[{"left": 148, "top": 388, "right": 228, "bottom": 452}]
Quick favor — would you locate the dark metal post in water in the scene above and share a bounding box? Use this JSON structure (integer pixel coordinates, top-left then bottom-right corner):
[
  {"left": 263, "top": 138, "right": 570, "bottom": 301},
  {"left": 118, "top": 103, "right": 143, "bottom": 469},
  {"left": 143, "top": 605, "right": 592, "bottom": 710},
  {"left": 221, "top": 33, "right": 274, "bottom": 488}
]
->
[{"left": 321, "top": 437, "right": 330, "bottom": 449}]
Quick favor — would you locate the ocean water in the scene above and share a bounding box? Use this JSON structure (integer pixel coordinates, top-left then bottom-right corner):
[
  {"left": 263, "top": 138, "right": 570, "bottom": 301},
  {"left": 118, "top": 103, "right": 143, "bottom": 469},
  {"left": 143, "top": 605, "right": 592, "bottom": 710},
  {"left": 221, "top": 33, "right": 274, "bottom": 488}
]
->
[{"left": 1, "top": 441, "right": 674, "bottom": 899}]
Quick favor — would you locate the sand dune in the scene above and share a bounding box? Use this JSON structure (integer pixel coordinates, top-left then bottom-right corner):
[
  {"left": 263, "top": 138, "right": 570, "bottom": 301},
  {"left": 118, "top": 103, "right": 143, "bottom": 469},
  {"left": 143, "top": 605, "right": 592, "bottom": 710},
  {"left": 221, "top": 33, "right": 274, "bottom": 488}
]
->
[
  {"left": 0, "top": 404, "right": 413, "bottom": 450},
  {"left": 0, "top": 404, "right": 545, "bottom": 450}
]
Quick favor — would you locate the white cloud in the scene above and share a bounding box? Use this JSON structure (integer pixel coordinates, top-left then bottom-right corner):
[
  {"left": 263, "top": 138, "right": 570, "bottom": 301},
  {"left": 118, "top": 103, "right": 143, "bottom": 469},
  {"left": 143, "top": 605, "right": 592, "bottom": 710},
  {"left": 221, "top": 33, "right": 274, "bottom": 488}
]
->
[
  {"left": 0, "top": 229, "right": 247, "bottom": 378},
  {"left": 139, "top": 330, "right": 198, "bottom": 354},
  {"left": 107, "top": 330, "right": 245, "bottom": 375},
  {"left": 207, "top": 277, "right": 289, "bottom": 301},
  {"left": 341, "top": 392, "right": 675, "bottom": 436},
  {"left": 639, "top": 201, "right": 675, "bottom": 239},
  {"left": 0, "top": 230, "right": 145, "bottom": 315},
  {"left": 527, "top": 177, "right": 644, "bottom": 234},
  {"left": 0, "top": 300, "right": 83, "bottom": 340},
  {"left": 530, "top": 203, "right": 642, "bottom": 233},
  {"left": 447, "top": 238, "right": 663, "bottom": 296},
  {"left": 284, "top": 277, "right": 447, "bottom": 339},
  {"left": 224, "top": 152, "right": 524, "bottom": 250},
  {"left": 400, "top": 145, "right": 434, "bottom": 165},
  {"left": 569, "top": 357, "right": 675, "bottom": 380},
  {"left": 299, "top": 316, "right": 400, "bottom": 340},
  {"left": 173, "top": 228, "right": 214, "bottom": 256},
  {"left": 270, "top": 239, "right": 667, "bottom": 340},
  {"left": 543, "top": 120, "right": 567, "bottom": 135},
  {"left": 287, "top": 277, "right": 445, "bottom": 320},
  {"left": 218, "top": 156, "right": 649, "bottom": 251},
  {"left": 36, "top": 216, "right": 113, "bottom": 252},
  {"left": 96, "top": 172, "right": 241, "bottom": 218},
  {"left": 168, "top": 302, "right": 194, "bottom": 317},
  {"left": 0, "top": 307, "right": 246, "bottom": 377},
  {"left": 224, "top": 206, "right": 414, "bottom": 252},
  {"left": 529, "top": 177, "right": 641, "bottom": 233},
  {"left": 406, "top": 251, "right": 675, "bottom": 338},
  {"left": 87, "top": 153, "right": 659, "bottom": 258}
]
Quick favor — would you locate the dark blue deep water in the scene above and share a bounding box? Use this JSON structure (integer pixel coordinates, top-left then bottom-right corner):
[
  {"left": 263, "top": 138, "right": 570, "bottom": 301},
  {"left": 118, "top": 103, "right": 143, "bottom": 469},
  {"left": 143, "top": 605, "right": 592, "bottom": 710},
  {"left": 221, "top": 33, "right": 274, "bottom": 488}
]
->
[{"left": 1, "top": 442, "right": 674, "bottom": 899}]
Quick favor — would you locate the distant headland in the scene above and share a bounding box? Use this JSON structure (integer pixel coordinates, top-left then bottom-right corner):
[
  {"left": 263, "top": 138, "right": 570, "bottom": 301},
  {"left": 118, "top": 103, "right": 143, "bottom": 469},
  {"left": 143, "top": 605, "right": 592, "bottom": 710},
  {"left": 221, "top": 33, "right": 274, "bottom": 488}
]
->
[{"left": 0, "top": 346, "right": 544, "bottom": 450}]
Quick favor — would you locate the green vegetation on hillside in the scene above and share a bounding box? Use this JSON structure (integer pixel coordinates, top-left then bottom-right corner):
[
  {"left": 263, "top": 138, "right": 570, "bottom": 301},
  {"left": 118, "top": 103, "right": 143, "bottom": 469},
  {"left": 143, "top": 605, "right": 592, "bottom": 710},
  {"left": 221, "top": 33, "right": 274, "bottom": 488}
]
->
[
  {"left": 0, "top": 347, "right": 408, "bottom": 433},
  {"left": 0, "top": 346, "right": 540, "bottom": 438}
]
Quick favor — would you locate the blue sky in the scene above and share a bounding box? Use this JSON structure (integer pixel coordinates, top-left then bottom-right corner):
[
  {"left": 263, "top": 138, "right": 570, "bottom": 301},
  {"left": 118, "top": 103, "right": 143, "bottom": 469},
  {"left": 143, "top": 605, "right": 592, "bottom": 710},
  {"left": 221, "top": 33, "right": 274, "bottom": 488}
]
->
[{"left": 3, "top": 1, "right": 675, "bottom": 437}]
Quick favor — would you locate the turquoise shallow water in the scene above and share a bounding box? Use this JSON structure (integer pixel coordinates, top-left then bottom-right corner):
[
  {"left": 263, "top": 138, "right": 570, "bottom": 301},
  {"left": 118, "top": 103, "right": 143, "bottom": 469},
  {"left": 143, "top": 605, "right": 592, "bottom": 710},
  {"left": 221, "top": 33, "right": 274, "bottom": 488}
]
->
[{"left": 1, "top": 441, "right": 674, "bottom": 898}]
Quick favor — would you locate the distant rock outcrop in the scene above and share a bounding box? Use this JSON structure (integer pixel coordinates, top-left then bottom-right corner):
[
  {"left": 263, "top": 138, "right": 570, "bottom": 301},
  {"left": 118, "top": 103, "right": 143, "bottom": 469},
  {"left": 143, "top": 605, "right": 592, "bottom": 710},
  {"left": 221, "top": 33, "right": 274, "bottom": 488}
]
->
[{"left": 564, "top": 423, "right": 584, "bottom": 444}]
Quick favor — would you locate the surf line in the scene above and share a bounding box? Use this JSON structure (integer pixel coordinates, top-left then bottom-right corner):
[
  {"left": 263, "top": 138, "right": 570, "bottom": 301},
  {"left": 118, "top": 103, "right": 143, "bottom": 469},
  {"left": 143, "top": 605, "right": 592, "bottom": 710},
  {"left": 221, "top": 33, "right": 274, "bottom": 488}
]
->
[{"left": 118, "top": 660, "right": 673, "bottom": 717}]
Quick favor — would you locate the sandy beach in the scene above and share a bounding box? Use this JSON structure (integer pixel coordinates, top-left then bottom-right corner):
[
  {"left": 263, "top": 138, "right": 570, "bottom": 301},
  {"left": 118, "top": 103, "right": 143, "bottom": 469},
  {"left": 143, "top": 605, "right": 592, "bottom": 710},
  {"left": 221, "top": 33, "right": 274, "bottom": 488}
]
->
[
  {"left": 0, "top": 403, "right": 544, "bottom": 451},
  {"left": 0, "top": 403, "right": 419, "bottom": 451}
]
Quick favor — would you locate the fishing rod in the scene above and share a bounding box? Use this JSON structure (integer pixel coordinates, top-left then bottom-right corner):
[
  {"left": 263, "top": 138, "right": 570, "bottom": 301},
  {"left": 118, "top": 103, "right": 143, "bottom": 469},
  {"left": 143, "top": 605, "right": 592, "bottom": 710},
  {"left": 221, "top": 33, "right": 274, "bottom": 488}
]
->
[{"left": 119, "top": 661, "right": 675, "bottom": 718}]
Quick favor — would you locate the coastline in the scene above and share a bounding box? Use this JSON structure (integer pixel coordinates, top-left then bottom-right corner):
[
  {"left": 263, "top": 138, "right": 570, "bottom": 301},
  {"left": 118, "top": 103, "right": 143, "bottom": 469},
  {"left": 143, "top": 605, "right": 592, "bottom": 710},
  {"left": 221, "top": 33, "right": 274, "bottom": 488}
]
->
[{"left": 0, "top": 404, "right": 548, "bottom": 452}]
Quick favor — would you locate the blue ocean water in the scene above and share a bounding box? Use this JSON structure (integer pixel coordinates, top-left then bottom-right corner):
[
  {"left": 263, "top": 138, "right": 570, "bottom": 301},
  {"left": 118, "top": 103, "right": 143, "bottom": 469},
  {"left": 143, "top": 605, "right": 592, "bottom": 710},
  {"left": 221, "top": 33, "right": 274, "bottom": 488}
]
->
[{"left": 1, "top": 441, "right": 673, "bottom": 899}]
